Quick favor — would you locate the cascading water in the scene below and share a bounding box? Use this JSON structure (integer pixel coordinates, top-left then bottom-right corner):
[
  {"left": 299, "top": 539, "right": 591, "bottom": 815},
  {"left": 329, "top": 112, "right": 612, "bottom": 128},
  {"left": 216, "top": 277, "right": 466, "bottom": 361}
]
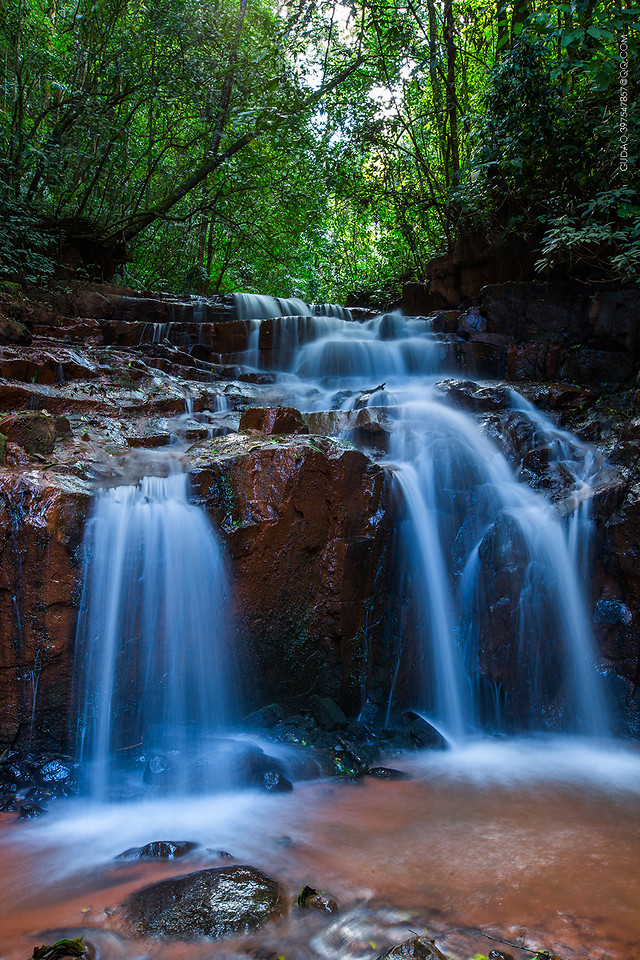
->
[
  {"left": 234, "top": 294, "right": 610, "bottom": 738},
  {"left": 74, "top": 469, "right": 236, "bottom": 800},
  {"left": 389, "top": 396, "right": 608, "bottom": 737}
]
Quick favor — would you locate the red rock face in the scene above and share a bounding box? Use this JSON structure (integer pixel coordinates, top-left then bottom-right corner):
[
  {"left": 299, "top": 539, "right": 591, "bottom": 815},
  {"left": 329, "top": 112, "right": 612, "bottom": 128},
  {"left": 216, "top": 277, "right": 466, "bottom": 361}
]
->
[
  {"left": 1, "top": 280, "right": 640, "bottom": 750},
  {"left": 239, "top": 406, "right": 309, "bottom": 435},
  {"left": 0, "top": 435, "right": 393, "bottom": 751},
  {"left": 452, "top": 283, "right": 640, "bottom": 386},
  {"left": 0, "top": 474, "right": 89, "bottom": 751},
  {"left": 191, "top": 436, "right": 393, "bottom": 713}
]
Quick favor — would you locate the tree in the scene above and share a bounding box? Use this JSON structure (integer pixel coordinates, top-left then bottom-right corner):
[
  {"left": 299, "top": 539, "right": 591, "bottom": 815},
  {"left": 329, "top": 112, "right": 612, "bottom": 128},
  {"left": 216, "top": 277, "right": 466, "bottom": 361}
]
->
[{"left": 0, "top": 0, "right": 362, "bottom": 283}]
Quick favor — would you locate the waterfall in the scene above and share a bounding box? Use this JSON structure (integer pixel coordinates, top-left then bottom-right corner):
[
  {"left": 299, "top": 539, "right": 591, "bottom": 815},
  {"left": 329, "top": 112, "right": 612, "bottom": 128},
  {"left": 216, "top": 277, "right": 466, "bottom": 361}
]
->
[
  {"left": 388, "top": 398, "right": 608, "bottom": 736},
  {"left": 73, "top": 471, "right": 236, "bottom": 799},
  {"left": 229, "top": 300, "right": 609, "bottom": 738},
  {"left": 233, "top": 292, "right": 353, "bottom": 323}
]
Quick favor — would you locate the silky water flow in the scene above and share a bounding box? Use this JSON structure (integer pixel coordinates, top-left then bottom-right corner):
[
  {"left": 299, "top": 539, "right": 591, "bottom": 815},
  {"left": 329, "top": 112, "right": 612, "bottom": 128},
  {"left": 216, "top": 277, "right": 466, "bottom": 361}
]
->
[
  {"left": 73, "top": 469, "right": 236, "bottom": 800},
  {"left": 233, "top": 295, "right": 610, "bottom": 739}
]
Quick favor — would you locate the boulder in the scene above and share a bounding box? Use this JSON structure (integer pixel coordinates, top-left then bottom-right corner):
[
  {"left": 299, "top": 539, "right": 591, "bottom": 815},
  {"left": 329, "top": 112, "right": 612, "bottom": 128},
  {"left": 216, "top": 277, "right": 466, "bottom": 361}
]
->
[
  {"left": 118, "top": 865, "right": 284, "bottom": 939},
  {"left": 116, "top": 841, "right": 197, "bottom": 860},
  {"left": 239, "top": 406, "right": 309, "bottom": 436},
  {"left": 0, "top": 315, "right": 31, "bottom": 345},
  {"left": 378, "top": 936, "right": 445, "bottom": 959},
  {"left": 296, "top": 884, "right": 339, "bottom": 914},
  {"left": 401, "top": 712, "right": 448, "bottom": 750},
  {"left": 365, "top": 767, "right": 408, "bottom": 780},
  {"left": 0, "top": 411, "right": 56, "bottom": 455},
  {"left": 243, "top": 703, "right": 284, "bottom": 729},
  {"left": 309, "top": 694, "right": 348, "bottom": 731}
]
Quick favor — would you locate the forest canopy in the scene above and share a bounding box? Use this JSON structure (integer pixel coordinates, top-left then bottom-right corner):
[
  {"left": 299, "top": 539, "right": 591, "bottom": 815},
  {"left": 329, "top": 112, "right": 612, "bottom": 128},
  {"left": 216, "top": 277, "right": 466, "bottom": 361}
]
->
[{"left": 0, "top": 0, "right": 637, "bottom": 300}]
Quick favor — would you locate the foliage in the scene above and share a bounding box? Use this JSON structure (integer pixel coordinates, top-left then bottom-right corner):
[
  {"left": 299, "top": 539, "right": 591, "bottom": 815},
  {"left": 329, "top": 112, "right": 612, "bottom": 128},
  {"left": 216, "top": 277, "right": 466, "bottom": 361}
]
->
[
  {"left": 31, "top": 937, "right": 86, "bottom": 960},
  {"left": 0, "top": 0, "right": 637, "bottom": 296},
  {"left": 453, "top": 4, "right": 639, "bottom": 281}
]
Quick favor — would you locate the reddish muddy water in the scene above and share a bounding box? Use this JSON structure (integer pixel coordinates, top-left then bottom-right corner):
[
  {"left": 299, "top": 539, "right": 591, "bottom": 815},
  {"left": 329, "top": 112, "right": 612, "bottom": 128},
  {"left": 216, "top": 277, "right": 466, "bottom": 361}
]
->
[{"left": 1, "top": 738, "right": 640, "bottom": 960}]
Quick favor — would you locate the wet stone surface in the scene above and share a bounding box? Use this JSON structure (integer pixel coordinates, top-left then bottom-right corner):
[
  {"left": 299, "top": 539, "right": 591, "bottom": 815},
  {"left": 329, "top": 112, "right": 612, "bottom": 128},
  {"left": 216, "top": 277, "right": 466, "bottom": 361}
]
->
[{"left": 118, "top": 865, "right": 284, "bottom": 939}]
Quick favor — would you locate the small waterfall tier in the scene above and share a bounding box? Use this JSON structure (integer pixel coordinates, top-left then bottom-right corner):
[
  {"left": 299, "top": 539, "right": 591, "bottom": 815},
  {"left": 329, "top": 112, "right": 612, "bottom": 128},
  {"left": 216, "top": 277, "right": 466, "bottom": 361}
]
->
[
  {"left": 233, "top": 295, "right": 610, "bottom": 738},
  {"left": 234, "top": 292, "right": 353, "bottom": 322},
  {"left": 389, "top": 398, "right": 608, "bottom": 738},
  {"left": 74, "top": 471, "right": 235, "bottom": 799}
]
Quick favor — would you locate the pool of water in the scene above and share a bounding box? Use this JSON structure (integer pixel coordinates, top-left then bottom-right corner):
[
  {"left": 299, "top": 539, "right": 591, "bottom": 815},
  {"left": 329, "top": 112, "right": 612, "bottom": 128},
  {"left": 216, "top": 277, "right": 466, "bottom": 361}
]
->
[{"left": 2, "top": 738, "right": 640, "bottom": 960}]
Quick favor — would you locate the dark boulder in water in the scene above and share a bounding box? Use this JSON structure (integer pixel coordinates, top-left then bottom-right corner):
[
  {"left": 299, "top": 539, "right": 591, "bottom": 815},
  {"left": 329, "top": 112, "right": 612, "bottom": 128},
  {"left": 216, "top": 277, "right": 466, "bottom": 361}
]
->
[
  {"left": 378, "top": 935, "right": 445, "bottom": 958},
  {"left": 296, "top": 884, "right": 339, "bottom": 913},
  {"left": 365, "top": 767, "right": 408, "bottom": 780},
  {"left": 401, "top": 712, "right": 448, "bottom": 750},
  {"left": 116, "top": 841, "right": 197, "bottom": 861},
  {"left": 119, "top": 865, "right": 284, "bottom": 939},
  {"left": 243, "top": 703, "right": 284, "bottom": 729},
  {"left": 261, "top": 769, "right": 293, "bottom": 792},
  {"left": 309, "top": 694, "right": 348, "bottom": 731},
  {"left": 19, "top": 799, "right": 47, "bottom": 819}
]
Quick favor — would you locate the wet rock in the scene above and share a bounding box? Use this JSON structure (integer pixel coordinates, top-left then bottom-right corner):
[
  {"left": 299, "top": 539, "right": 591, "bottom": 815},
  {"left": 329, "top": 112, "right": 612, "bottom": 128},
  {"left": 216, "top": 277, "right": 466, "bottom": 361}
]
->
[
  {"left": 346, "top": 718, "right": 369, "bottom": 741},
  {"left": 365, "top": 767, "right": 408, "bottom": 780},
  {"left": 526, "top": 383, "right": 597, "bottom": 412},
  {"left": 238, "top": 371, "right": 277, "bottom": 385},
  {"left": 261, "top": 770, "right": 293, "bottom": 792},
  {"left": 0, "top": 470, "right": 89, "bottom": 753},
  {"left": 378, "top": 936, "right": 445, "bottom": 959},
  {"left": 309, "top": 694, "right": 348, "bottom": 731},
  {"left": 0, "top": 315, "right": 31, "bottom": 345},
  {"left": 54, "top": 416, "right": 73, "bottom": 439},
  {"left": 594, "top": 598, "right": 633, "bottom": 626},
  {"left": 401, "top": 712, "right": 448, "bottom": 750},
  {"left": 297, "top": 884, "right": 339, "bottom": 914},
  {"left": 331, "top": 744, "right": 368, "bottom": 777},
  {"left": 436, "top": 378, "right": 512, "bottom": 412},
  {"left": 24, "top": 785, "right": 50, "bottom": 803},
  {"left": 37, "top": 759, "right": 75, "bottom": 786},
  {"left": 240, "top": 748, "right": 293, "bottom": 792},
  {"left": 30, "top": 935, "right": 86, "bottom": 959},
  {"left": 19, "top": 799, "right": 47, "bottom": 819},
  {"left": 239, "top": 406, "right": 309, "bottom": 435},
  {"left": 0, "top": 792, "right": 17, "bottom": 811},
  {"left": 192, "top": 436, "right": 393, "bottom": 715},
  {"left": 354, "top": 384, "right": 386, "bottom": 409},
  {"left": 116, "top": 841, "right": 198, "bottom": 860},
  {"left": 243, "top": 703, "right": 284, "bottom": 729},
  {"left": 0, "top": 757, "right": 33, "bottom": 789},
  {"left": 118, "top": 865, "right": 284, "bottom": 939},
  {"left": 0, "top": 411, "right": 56, "bottom": 455},
  {"left": 353, "top": 407, "right": 392, "bottom": 437},
  {"left": 304, "top": 410, "right": 354, "bottom": 436}
]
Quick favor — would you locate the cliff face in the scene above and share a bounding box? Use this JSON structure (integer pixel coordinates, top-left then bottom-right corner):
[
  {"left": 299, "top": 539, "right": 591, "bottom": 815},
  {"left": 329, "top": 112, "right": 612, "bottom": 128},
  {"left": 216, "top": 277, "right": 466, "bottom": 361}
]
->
[
  {"left": 0, "top": 283, "right": 396, "bottom": 750},
  {"left": 0, "top": 280, "right": 639, "bottom": 751},
  {"left": 408, "top": 280, "right": 640, "bottom": 728},
  {"left": 0, "top": 473, "right": 88, "bottom": 750}
]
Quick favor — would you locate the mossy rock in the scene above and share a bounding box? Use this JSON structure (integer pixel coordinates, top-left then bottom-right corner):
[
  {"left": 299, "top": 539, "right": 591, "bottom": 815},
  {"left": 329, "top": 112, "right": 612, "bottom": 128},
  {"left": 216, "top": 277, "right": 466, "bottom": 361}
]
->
[{"left": 0, "top": 411, "right": 56, "bottom": 455}]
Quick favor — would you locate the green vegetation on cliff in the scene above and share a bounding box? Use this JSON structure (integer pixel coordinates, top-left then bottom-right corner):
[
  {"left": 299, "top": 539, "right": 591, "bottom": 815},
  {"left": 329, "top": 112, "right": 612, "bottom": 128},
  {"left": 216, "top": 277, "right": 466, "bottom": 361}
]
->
[{"left": 0, "top": 0, "right": 637, "bottom": 299}]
